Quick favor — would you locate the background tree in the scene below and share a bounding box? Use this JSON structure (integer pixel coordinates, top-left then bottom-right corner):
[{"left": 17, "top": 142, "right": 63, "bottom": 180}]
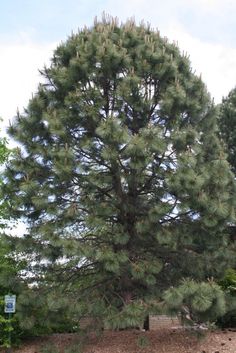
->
[
  {"left": 219, "top": 87, "right": 236, "bottom": 175},
  {"left": 0, "top": 131, "right": 26, "bottom": 346},
  {"left": 0, "top": 131, "right": 10, "bottom": 227},
  {"left": 4, "top": 16, "right": 236, "bottom": 328},
  {"left": 217, "top": 89, "right": 236, "bottom": 327},
  {"left": 0, "top": 131, "right": 15, "bottom": 294},
  {"left": 218, "top": 88, "right": 236, "bottom": 272}
]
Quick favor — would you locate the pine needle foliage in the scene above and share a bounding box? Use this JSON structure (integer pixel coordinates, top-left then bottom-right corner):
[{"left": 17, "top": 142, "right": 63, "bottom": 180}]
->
[
  {"left": 163, "top": 279, "right": 226, "bottom": 324},
  {"left": 219, "top": 87, "right": 236, "bottom": 174},
  {"left": 4, "top": 15, "right": 236, "bottom": 329}
]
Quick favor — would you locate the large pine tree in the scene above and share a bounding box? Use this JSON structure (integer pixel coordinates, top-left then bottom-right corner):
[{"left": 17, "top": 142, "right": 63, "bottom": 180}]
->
[{"left": 4, "top": 16, "right": 236, "bottom": 328}]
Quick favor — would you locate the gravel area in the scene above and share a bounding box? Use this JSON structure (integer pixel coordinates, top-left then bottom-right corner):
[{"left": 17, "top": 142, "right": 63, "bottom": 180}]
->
[{"left": 3, "top": 329, "right": 236, "bottom": 353}]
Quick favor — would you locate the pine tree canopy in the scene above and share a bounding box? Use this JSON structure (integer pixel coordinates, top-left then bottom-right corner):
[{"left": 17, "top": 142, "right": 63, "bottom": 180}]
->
[{"left": 4, "top": 16, "right": 236, "bottom": 327}]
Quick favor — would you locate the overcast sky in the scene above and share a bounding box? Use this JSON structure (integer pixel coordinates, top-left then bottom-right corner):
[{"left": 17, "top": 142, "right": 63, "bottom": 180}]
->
[{"left": 1, "top": 0, "right": 236, "bottom": 129}]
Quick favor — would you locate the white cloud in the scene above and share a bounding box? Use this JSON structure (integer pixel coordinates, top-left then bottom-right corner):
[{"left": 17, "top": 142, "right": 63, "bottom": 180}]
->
[
  {"left": 191, "top": 0, "right": 233, "bottom": 10},
  {"left": 104, "top": 0, "right": 235, "bottom": 19},
  {"left": 0, "top": 41, "right": 55, "bottom": 129},
  {"left": 164, "top": 23, "right": 236, "bottom": 102}
]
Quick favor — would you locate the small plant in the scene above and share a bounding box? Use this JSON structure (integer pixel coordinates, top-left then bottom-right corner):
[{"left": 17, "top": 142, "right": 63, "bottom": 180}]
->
[{"left": 136, "top": 334, "right": 149, "bottom": 349}]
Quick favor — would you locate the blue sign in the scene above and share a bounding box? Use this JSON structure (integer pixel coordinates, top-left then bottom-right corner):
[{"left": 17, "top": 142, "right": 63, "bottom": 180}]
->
[{"left": 4, "top": 295, "right": 16, "bottom": 313}]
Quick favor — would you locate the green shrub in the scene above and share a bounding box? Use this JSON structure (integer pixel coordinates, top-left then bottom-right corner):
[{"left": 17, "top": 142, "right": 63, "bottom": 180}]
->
[
  {"left": 219, "top": 269, "right": 236, "bottom": 293},
  {"left": 217, "top": 269, "right": 236, "bottom": 328},
  {"left": 136, "top": 335, "right": 149, "bottom": 349},
  {"left": 0, "top": 297, "right": 23, "bottom": 347}
]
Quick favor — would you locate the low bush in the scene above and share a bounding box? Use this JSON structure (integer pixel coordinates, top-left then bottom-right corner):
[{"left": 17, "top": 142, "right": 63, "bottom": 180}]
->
[{"left": 217, "top": 269, "right": 236, "bottom": 328}]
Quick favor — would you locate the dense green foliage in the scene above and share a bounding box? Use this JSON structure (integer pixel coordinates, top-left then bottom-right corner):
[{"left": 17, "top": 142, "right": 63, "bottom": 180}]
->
[
  {"left": 217, "top": 88, "right": 236, "bottom": 327},
  {"left": 217, "top": 269, "right": 236, "bottom": 328},
  {"left": 219, "top": 88, "right": 236, "bottom": 174},
  {"left": 219, "top": 268, "right": 236, "bottom": 293},
  {"left": 163, "top": 279, "right": 226, "bottom": 325},
  {"left": 4, "top": 17, "right": 236, "bottom": 329},
  {"left": 218, "top": 89, "right": 236, "bottom": 259}
]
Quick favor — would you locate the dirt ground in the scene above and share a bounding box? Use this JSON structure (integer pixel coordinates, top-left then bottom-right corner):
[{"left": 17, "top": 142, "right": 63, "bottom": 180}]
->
[{"left": 5, "top": 329, "right": 236, "bottom": 353}]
